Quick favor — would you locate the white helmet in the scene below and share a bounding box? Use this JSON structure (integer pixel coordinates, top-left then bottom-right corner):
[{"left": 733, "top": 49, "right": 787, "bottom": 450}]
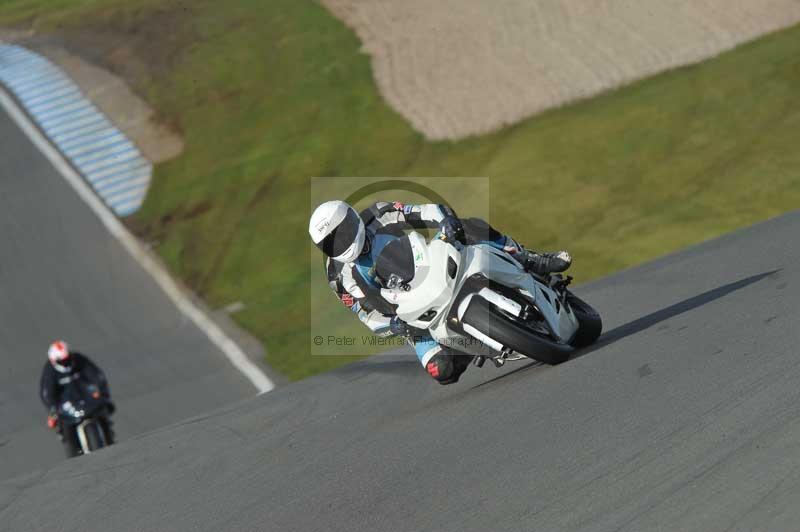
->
[
  {"left": 48, "top": 340, "right": 72, "bottom": 374},
  {"left": 309, "top": 200, "right": 366, "bottom": 263}
]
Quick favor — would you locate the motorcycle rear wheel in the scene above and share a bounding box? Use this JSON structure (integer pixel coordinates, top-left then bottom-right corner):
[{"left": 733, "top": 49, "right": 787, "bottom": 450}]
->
[{"left": 566, "top": 293, "right": 602, "bottom": 347}]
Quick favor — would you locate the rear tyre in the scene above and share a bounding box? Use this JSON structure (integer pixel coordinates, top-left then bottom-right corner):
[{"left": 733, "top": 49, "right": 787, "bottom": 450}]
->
[
  {"left": 461, "top": 296, "right": 573, "bottom": 365},
  {"left": 84, "top": 421, "right": 106, "bottom": 452},
  {"left": 566, "top": 293, "right": 602, "bottom": 347}
]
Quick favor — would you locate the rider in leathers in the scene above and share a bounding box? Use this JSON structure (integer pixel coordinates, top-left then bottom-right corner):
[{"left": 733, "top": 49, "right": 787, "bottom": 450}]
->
[
  {"left": 309, "top": 201, "right": 572, "bottom": 384},
  {"left": 40, "top": 341, "right": 115, "bottom": 456}
]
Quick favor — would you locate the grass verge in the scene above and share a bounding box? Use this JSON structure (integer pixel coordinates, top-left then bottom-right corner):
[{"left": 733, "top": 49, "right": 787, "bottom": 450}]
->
[{"left": 1, "top": 1, "right": 799, "bottom": 379}]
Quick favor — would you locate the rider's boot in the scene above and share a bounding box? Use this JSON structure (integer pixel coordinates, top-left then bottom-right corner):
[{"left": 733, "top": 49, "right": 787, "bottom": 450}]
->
[
  {"left": 519, "top": 249, "right": 572, "bottom": 275},
  {"left": 501, "top": 237, "right": 572, "bottom": 275},
  {"left": 425, "top": 350, "right": 471, "bottom": 385}
]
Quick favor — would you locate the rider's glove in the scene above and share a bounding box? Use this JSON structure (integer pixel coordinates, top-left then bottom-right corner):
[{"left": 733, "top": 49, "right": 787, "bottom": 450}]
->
[
  {"left": 389, "top": 316, "right": 411, "bottom": 337},
  {"left": 439, "top": 216, "right": 465, "bottom": 244},
  {"left": 46, "top": 409, "right": 57, "bottom": 429}
]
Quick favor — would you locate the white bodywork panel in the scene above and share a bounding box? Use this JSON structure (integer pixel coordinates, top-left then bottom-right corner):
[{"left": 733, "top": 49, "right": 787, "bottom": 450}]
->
[
  {"left": 380, "top": 233, "right": 461, "bottom": 329},
  {"left": 379, "top": 233, "right": 580, "bottom": 357}
]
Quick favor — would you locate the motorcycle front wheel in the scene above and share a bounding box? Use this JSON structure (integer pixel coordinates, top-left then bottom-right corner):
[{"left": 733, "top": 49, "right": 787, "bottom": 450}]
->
[
  {"left": 461, "top": 296, "right": 573, "bottom": 365},
  {"left": 83, "top": 421, "right": 106, "bottom": 452},
  {"left": 61, "top": 424, "right": 81, "bottom": 458}
]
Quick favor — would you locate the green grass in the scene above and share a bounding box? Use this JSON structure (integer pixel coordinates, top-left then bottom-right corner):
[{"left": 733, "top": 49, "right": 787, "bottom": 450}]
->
[{"left": 2, "top": 1, "right": 799, "bottom": 379}]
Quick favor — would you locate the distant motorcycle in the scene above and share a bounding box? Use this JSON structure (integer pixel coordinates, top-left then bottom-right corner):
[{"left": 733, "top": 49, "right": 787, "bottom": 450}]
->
[
  {"left": 56, "top": 376, "right": 113, "bottom": 456},
  {"left": 376, "top": 231, "right": 602, "bottom": 368}
]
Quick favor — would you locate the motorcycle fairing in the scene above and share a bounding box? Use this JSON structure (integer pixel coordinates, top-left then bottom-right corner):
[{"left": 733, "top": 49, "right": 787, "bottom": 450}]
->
[{"left": 380, "top": 232, "right": 580, "bottom": 354}]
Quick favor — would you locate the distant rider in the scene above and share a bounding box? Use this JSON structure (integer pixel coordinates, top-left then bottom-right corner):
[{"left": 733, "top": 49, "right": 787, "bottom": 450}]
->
[
  {"left": 309, "top": 200, "right": 572, "bottom": 385},
  {"left": 39, "top": 340, "right": 115, "bottom": 456}
]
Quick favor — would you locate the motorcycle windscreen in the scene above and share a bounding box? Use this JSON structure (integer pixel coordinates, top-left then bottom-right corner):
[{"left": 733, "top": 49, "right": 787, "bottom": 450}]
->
[{"left": 375, "top": 236, "right": 416, "bottom": 286}]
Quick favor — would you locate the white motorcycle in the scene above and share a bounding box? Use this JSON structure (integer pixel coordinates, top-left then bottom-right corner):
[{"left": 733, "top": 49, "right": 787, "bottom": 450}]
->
[{"left": 376, "top": 231, "right": 602, "bottom": 368}]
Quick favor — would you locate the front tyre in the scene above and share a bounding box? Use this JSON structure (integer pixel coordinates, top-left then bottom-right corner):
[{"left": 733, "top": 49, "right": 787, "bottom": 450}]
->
[
  {"left": 566, "top": 293, "right": 602, "bottom": 347},
  {"left": 461, "top": 297, "right": 573, "bottom": 365},
  {"left": 83, "top": 421, "right": 106, "bottom": 452},
  {"left": 61, "top": 426, "right": 81, "bottom": 458}
]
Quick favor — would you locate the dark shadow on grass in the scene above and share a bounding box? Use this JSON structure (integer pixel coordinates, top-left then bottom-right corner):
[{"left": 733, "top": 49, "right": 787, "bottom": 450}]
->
[{"left": 473, "top": 270, "right": 781, "bottom": 389}]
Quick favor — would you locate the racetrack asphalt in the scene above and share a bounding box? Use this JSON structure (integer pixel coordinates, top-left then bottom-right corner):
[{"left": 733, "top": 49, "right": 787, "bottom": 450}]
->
[
  {"left": 2, "top": 110, "right": 800, "bottom": 531},
  {"left": 0, "top": 106, "right": 258, "bottom": 482}
]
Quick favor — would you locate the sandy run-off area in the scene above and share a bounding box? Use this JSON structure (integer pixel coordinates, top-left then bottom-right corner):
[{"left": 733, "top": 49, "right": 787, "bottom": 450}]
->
[{"left": 320, "top": 0, "right": 800, "bottom": 140}]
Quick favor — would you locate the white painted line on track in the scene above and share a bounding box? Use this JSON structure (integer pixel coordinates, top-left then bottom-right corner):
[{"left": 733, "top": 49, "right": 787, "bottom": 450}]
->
[
  {"left": 22, "top": 79, "right": 75, "bottom": 100},
  {"left": 95, "top": 172, "right": 151, "bottom": 195},
  {"left": 64, "top": 132, "right": 126, "bottom": 157},
  {"left": 73, "top": 141, "right": 135, "bottom": 166},
  {"left": 38, "top": 106, "right": 96, "bottom": 129},
  {"left": 26, "top": 86, "right": 80, "bottom": 110},
  {"left": 28, "top": 93, "right": 82, "bottom": 115},
  {"left": 78, "top": 150, "right": 139, "bottom": 173},
  {"left": 0, "top": 88, "right": 275, "bottom": 394},
  {"left": 90, "top": 161, "right": 150, "bottom": 185},
  {"left": 58, "top": 123, "right": 116, "bottom": 144},
  {"left": 97, "top": 177, "right": 150, "bottom": 198},
  {"left": 47, "top": 115, "right": 107, "bottom": 138},
  {"left": 105, "top": 184, "right": 149, "bottom": 207}
]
